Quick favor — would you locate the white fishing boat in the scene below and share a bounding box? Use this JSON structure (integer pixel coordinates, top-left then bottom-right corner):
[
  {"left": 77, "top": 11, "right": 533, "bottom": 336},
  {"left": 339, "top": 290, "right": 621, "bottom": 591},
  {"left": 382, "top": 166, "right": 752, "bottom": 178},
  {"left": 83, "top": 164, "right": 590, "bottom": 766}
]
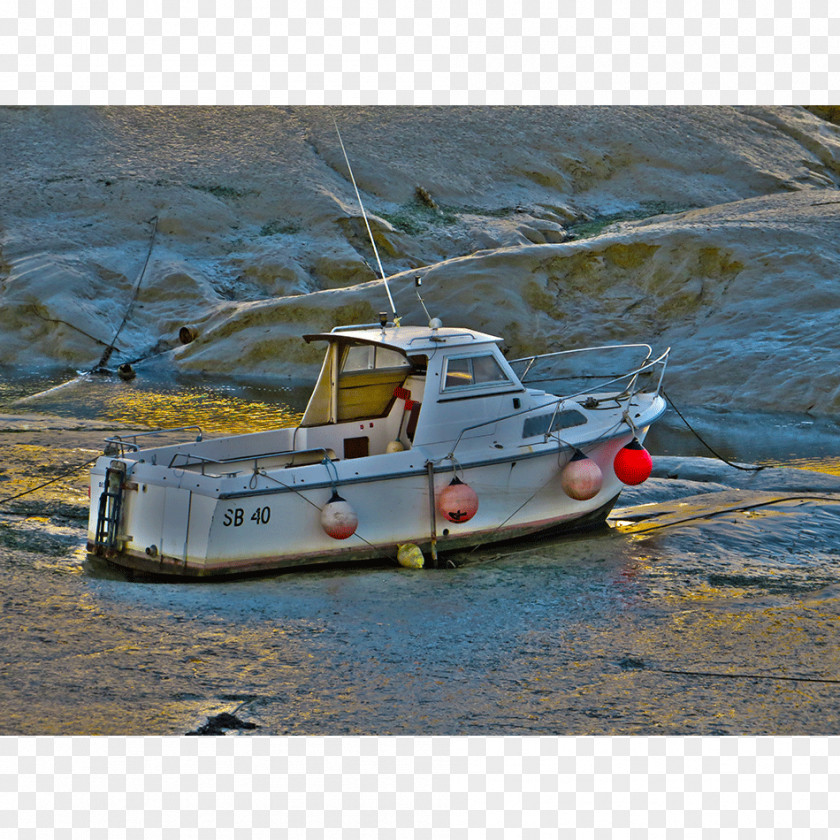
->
[
  {"left": 87, "top": 303, "right": 669, "bottom": 577},
  {"left": 86, "top": 129, "right": 668, "bottom": 577}
]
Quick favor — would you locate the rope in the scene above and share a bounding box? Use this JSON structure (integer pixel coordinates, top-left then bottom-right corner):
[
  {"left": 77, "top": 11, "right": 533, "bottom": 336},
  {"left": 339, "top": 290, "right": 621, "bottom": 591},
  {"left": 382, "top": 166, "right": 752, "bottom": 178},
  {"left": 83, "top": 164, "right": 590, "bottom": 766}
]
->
[
  {"left": 663, "top": 390, "right": 764, "bottom": 472},
  {"left": 256, "top": 468, "right": 378, "bottom": 549},
  {"left": 626, "top": 664, "right": 840, "bottom": 686},
  {"left": 0, "top": 456, "right": 98, "bottom": 507},
  {"left": 96, "top": 215, "right": 159, "bottom": 370},
  {"left": 615, "top": 493, "right": 840, "bottom": 533},
  {"left": 321, "top": 456, "right": 341, "bottom": 491}
]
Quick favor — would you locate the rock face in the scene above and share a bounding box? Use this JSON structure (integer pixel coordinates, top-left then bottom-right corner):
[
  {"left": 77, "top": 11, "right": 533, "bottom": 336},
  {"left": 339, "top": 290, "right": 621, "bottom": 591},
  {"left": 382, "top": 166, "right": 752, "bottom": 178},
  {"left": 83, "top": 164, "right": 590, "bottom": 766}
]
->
[{"left": 1, "top": 106, "right": 839, "bottom": 415}]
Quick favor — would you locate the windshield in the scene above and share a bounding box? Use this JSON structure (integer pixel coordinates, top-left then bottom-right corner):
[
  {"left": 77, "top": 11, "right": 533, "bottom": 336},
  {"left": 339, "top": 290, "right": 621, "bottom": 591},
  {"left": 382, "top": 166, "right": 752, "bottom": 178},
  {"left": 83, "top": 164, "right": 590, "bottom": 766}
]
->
[{"left": 443, "top": 354, "right": 510, "bottom": 391}]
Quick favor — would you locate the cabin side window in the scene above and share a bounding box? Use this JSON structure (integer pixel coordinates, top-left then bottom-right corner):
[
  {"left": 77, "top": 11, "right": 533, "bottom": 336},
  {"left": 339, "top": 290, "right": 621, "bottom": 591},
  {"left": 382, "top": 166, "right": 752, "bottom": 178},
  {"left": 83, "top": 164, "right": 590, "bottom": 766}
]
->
[
  {"left": 301, "top": 341, "right": 418, "bottom": 427},
  {"left": 341, "top": 345, "right": 410, "bottom": 373},
  {"left": 443, "top": 354, "right": 510, "bottom": 391},
  {"left": 335, "top": 343, "right": 412, "bottom": 422}
]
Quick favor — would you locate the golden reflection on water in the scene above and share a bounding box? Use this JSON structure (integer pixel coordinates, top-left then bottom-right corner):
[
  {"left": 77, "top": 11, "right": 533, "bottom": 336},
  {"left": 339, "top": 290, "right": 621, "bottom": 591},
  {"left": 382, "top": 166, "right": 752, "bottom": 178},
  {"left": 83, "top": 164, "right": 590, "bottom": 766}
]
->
[
  {"left": 87, "top": 382, "right": 302, "bottom": 435},
  {"left": 760, "top": 456, "right": 840, "bottom": 477}
]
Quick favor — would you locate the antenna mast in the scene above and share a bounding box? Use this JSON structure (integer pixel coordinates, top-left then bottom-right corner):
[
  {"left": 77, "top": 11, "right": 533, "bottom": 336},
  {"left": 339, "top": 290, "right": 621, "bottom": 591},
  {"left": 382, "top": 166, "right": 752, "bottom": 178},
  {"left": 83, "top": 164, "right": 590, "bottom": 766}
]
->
[{"left": 333, "top": 119, "right": 398, "bottom": 323}]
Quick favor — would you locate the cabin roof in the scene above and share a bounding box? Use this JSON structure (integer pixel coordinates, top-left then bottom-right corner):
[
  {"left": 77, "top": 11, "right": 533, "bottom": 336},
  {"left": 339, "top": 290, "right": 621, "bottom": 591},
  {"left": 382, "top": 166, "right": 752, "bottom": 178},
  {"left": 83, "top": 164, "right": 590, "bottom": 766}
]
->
[{"left": 303, "top": 324, "right": 503, "bottom": 354}]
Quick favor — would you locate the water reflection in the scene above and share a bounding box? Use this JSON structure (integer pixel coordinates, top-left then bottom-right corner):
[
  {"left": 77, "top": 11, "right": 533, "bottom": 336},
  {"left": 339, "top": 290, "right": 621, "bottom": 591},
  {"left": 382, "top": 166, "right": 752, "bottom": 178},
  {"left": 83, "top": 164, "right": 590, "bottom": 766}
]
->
[
  {"left": 1, "top": 369, "right": 307, "bottom": 434},
  {"left": 762, "top": 456, "right": 840, "bottom": 477},
  {"left": 87, "top": 381, "right": 303, "bottom": 435}
]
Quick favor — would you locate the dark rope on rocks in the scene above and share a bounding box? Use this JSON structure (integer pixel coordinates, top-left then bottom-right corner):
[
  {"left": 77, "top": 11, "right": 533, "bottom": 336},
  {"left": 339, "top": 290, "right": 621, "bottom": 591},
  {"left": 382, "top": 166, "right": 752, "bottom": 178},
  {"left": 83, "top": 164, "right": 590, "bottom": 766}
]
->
[
  {"left": 663, "top": 390, "right": 765, "bottom": 472},
  {"left": 0, "top": 456, "right": 99, "bottom": 508},
  {"left": 615, "top": 494, "right": 840, "bottom": 534},
  {"left": 12, "top": 216, "right": 160, "bottom": 405},
  {"left": 96, "top": 214, "right": 159, "bottom": 371},
  {"left": 618, "top": 658, "right": 840, "bottom": 685},
  {"left": 657, "top": 667, "right": 840, "bottom": 685}
]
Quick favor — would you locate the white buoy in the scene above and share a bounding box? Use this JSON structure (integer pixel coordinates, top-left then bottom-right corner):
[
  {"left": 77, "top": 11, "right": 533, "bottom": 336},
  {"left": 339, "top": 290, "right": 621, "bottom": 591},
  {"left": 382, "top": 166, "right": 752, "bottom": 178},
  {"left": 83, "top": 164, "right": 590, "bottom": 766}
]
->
[
  {"left": 320, "top": 491, "right": 358, "bottom": 539},
  {"left": 560, "top": 449, "right": 603, "bottom": 501}
]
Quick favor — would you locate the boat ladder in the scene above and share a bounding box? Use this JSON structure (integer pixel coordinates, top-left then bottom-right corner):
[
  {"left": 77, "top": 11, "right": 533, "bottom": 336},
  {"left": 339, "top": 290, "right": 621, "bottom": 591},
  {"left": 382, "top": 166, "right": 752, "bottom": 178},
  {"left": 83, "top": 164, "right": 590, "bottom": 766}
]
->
[{"left": 94, "top": 463, "right": 127, "bottom": 555}]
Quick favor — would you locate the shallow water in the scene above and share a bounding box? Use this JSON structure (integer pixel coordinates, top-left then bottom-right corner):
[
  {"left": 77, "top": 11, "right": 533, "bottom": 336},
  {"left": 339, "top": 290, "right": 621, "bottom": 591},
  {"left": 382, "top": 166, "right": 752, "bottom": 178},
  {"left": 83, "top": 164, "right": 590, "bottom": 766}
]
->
[
  {"left": 0, "top": 367, "right": 308, "bottom": 434},
  {"left": 1, "top": 371, "right": 840, "bottom": 735}
]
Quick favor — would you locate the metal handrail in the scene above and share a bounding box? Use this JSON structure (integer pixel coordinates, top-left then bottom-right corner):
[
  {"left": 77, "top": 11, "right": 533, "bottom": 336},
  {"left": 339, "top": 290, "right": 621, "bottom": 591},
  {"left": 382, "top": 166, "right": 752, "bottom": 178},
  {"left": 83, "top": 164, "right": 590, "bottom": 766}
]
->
[
  {"left": 509, "top": 343, "right": 654, "bottom": 381},
  {"left": 406, "top": 331, "right": 478, "bottom": 346},
  {"left": 168, "top": 446, "right": 336, "bottom": 473},
  {"left": 105, "top": 425, "right": 204, "bottom": 454},
  {"left": 330, "top": 322, "right": 388, "bottom": 333},
  {"left": 446, "top": 347, "right": 670, "bottom": 457}
]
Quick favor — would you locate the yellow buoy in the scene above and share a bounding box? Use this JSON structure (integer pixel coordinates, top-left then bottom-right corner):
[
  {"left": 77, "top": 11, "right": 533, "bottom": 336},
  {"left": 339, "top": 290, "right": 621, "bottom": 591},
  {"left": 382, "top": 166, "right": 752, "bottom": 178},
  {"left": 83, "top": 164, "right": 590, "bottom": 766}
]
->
[{"left": 397, "top": 543, "right": 425, "bottom": 569}]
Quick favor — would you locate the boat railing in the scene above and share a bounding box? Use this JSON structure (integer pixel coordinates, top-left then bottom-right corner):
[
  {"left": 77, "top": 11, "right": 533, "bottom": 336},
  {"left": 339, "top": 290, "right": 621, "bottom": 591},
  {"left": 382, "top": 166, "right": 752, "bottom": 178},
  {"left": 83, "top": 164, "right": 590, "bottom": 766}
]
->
[
  {"left": 104, "top": 426, "right": 204, "bottom": 455},
  {"left": 447, "top": 346, "right": 670, "bottom": 457},
  {"left": 510, "top": 343, "right": 667, "bottom": 407},
  {"left": 167, "top": 446, "right": 336, "bottom": 475},
  {"left": 509, "top": 343, "right": 654, "bottom": 382},
  {"left": 406, "top": 331, "right": 478, "bottom": 346},
  {"left": 330, "top": 322, "right": 389, "bottom": 333}
]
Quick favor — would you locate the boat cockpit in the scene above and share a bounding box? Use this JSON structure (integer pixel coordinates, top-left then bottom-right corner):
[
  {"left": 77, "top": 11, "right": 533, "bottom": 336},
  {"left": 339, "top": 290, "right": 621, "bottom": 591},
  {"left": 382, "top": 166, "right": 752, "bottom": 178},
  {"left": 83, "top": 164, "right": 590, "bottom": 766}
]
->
[{"left": 298, "top": 324, "right": 523, "bottom": 459}]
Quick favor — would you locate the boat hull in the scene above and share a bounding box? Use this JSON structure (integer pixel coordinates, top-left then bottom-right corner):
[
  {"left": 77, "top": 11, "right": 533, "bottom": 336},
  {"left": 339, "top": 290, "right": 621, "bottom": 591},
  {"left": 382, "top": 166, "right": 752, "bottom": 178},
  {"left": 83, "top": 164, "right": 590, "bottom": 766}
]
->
[
  {"left": 86, "top": 491, "right": 621, "bottom": 579},
  {"left": 86, "top": 432, "right": 639, "bottom": 579}
]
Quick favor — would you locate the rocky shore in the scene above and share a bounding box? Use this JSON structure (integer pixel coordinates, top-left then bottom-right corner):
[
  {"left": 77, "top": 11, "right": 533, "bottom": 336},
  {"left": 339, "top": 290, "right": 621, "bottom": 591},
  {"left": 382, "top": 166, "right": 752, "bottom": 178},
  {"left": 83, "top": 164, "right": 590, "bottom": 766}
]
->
[{"left": 2, "top": 106, "right": 839, "bottom": 418}]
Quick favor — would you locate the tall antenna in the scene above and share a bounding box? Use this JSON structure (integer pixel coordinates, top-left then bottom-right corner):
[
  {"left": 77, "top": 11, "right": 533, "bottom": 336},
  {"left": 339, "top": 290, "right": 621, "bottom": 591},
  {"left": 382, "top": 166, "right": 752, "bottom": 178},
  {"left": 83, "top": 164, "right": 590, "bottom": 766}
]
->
[{"left": 333, "top": 118, "right": 398, "bottom": 323}]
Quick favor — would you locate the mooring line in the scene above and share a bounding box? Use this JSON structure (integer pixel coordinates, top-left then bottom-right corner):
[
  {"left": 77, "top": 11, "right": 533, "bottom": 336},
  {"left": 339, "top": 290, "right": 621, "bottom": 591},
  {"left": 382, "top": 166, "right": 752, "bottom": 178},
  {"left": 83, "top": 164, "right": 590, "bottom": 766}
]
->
[
  {"left": 614, "top": 493, "right": 840, "bottom": 534},
  {"left": 0, "top": 456, "right": 99, "bottom": 507},
  {"left": 663, "top": 390, "right": 765, "bottom": 472},
  {"left": 96, "top": 215, "right": 159, "bottom": 370},
  {"left": 637, "top": 666, "right": 840, "bottom": 686},
  {"left": 13, "top": 215, "right": 161, "bottom": 407}
]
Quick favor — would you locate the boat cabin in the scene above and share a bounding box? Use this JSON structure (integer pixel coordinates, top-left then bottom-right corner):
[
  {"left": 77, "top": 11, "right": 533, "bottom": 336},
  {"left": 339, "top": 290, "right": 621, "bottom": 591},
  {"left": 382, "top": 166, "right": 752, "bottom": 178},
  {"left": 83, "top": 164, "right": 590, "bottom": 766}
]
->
[{"left": 299, "top": 323, "right": 529, "bottom": 458}]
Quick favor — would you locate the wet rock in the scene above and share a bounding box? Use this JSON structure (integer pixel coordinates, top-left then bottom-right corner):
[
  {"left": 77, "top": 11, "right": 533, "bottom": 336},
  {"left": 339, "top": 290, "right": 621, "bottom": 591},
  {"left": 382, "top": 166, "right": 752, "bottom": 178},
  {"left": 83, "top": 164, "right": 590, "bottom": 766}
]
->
[
  {"left": 617, "top": 656, "right": 646, "bottom": 671},
  {"left": 185, "top": 712, "right": 258, "bottom": 736},
  {"left": 651, "top": 455, "right": 840, "bottom": 493},
  {"left": 3, "top": 106, "right": 840, "bottom": 418}
]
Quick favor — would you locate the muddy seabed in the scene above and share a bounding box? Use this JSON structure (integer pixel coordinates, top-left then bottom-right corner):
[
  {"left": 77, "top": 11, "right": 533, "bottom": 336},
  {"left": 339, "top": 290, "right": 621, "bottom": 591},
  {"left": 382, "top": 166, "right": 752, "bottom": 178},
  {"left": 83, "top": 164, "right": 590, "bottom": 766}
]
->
[{"left": 1, "top": 374, "right": 839, "bottom": 736}]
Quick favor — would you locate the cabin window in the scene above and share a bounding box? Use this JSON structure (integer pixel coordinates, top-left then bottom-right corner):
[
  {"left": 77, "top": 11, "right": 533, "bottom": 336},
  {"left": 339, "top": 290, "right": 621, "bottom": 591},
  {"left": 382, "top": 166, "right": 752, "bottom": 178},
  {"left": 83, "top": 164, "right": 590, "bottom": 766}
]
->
[
  {"left": 334, "top": 343, "right": 412, "bottom": 421},
  {"left": 443, "top": 354, "right": 510, "bottom": 391},
  {"left": 522, "top": 409, "right": 587, "bottom": 438},
  {"left": 341, "top": 344, "right": 410, "bottom": 373}
]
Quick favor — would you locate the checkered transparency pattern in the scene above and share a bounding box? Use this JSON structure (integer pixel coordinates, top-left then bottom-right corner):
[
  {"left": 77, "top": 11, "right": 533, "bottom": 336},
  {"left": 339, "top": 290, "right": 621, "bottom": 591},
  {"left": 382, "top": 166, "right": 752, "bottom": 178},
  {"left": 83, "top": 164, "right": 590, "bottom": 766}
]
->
[
  {"left": 2, "top": 737, "right": 840, "bottom": 839},
  {"left": 0, "top": 2, "right": 837, "bottom": 104}
]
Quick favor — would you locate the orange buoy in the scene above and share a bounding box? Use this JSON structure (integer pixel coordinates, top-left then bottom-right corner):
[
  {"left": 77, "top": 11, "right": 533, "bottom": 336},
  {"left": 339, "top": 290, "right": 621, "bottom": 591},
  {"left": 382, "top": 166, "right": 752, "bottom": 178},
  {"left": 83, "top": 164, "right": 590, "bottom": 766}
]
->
[
  {"left": 320, "top": 491, "right": 358, "bottom": 539},
  {"left": 560, "top": 449, "right": 603, "bottom": 500},
  {"left": 437, "top": 476, "right": 479, "bottom": 523},
  {"left": 613, "top": 438, "right": 653, "bottom": 485}
]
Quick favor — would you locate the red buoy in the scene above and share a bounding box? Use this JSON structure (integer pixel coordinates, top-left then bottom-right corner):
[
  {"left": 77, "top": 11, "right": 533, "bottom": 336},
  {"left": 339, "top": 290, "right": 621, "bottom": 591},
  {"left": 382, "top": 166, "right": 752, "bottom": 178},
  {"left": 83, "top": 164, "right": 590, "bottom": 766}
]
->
[
  {"left": 437, "top": 476, "right": 479, "bottom": 523},
  {"left": 560, "top": 449, "right": 603, "bottom": 501},
  {"left": 320, "top": 491, "right": 358, "bottom": 539},
  {"left": 613, "top": 438, "right": 653, "bottom": 485}
]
